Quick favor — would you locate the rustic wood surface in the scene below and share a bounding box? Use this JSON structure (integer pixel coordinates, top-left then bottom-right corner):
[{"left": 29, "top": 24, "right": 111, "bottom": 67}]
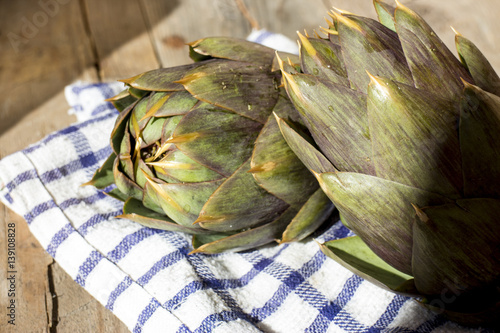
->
[{"left": 0, "top": 0, "right": 499, "bottom": 332}]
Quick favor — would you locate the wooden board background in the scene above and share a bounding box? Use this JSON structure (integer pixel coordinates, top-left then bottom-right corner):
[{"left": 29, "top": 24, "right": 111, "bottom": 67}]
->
[{"left": 1, "top": 0, "right": 499, "bottom": 331}]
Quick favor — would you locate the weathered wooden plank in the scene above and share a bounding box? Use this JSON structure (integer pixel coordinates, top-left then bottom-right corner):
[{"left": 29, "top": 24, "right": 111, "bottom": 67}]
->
[
  {"left": 140, "top": 0, "right": 330, "bottom": 67},
  {"left": 0, "top": 1, "right": 100, "bottom": 332},
  {"left": 0, "top": 205, "right": 53, "bottom": 332},
  {"left": 84, "top": 0, "right": 160, "bottom": 81},
  {"left": 0, "top": 0, "right": 96, "bottom": 139}
]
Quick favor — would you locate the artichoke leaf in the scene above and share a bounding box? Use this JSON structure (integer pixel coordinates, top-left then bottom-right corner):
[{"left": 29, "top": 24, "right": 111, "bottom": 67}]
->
[
  {"left": 118, "top": 198, "right": 210, "bottom": 234},
  {"left": 110, "top": 100, "right": 136, "bottom": 154},
  {"left": 394, "top": 2, "right": 473, "bottom": 100},
  {"left": 455, "top": 33, "right": 500, "bottom": 96},
  {"left": 367, "top": 76, "right": 462, "bottom": 197},
  {"left": 83, "top": 152, "right": 116, "bottom": 189},
  {"left": 143, "top": 177, "right": 224, "bottom": 227},
  {"left": 113, "top": 158, "right": 143, "bottom": 201},
  {"left": 151, "top": 149, "right": 222, "bottom": 183},
  {"left": 275, "top": 114, "right": 337, "bottom": 174},
  {"left": 106, "top": 188, "right": 129, "bottom": 202},
  {"left": 460, "top": 82, "right": 500, "bottom": 198},
  {"left": 281, "top": 188, "right": 335, "bottom": 243},
  {"left": 251, "top": 105, "right": 318, "bottom": 206},
  {"left": 120, "top": 62, "right": 207, "bottom": 92},
  {"left": 189, "top": 37, "right": 276, "bottom": 67},
  {"left": 298, "top": 34, "right": 349, "bottom": 86},
  {"left": 271, "top": 51, "right": 301, "bottom": 72},
  {"left": 106, "top": 89, "right": 138, "bottom": 113},
  {"left": 192, "top": 205, "right": 296, "bottom": 254},
  {"left": 170, "top": 106, "right": 262, "bottom": 177},
  {"left": 320, "top": 236, "right": 418, "bottom": 296},
  {"left": 336, "top": 13, "right": 413, "bottom": 92},
  {"left": 119, "top": 154, "right": 135, "bottom": 182},
  {"left": 280, "top": 72, "right": 373, "bottom": 174},
  {"left": 129, "top": 97, "right": 151, "bottom": 136},
  {"left": 127, "top": 87, "right": 149, "bottom": 99},
  {"left": 141, "top": 117, "right": 167, "bottom": 147},
  {"left": 196, "top": 159, "right": 289, "bottom": 232},
  {"left": 318, "top": 171, "right": 453, "bottom": 274},
  {"left": 135, "top": 159, "right": 155, "bottom": 188},
  {"left": 373, "top": 0, "right": 396, "bottom": 32},
  {"left": 412, "top": 198, "right": 500, "bottom": 296},
  {"left": 153, "top": 90, "right": 198, "bottom": 117},
  {"left": 178, "top": 59, "right": 280, "bottom": 124}
]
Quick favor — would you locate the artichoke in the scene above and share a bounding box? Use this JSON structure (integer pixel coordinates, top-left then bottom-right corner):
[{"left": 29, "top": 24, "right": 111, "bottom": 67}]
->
[
  {"left": 87, "top": 37, "right": 334, "bottom": 254},
  {"left": 276, "top": 0, "right": 500, "bottom": 326}
]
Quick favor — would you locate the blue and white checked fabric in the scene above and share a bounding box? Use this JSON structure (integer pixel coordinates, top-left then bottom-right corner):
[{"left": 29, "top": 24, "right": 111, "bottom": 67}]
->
[{"left": 0, "top": 31, "right": 489, "bottom": 333}]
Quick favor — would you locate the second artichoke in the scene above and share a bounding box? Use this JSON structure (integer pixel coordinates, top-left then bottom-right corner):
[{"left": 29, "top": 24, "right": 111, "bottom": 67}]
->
[{"left": 276, "top": 0, "right": 500, "bottom": 326}]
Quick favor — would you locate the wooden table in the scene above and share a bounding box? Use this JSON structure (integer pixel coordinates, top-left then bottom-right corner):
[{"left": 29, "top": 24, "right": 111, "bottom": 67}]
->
[{"left": 1, "top": 0, "right": 499, "bottom": 331}]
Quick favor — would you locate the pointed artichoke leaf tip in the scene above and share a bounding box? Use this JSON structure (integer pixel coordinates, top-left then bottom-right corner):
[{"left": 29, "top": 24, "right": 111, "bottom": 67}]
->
[
  {"left": 320, "top": 26, "right": 339, "bottom": 36},
  {"left": 276, "top": 52, "right": 294, "bottom": 91},
  {"left": 152, "top": 142, "right": 173, "bottom": 160},
  {"left": 141, "top": 94, "right": 171, "bottom": 121},
  {"left": 411, "top": 203, "right": 429, "bottom": 223},
  {"left": 130, "top": 111, "right": 142, "bottom": 139},
  {"left": 278, "top": 65, "right": 302, "bottom": 100},
  {"left": 104, "top": 91, "right": 128, "bottom": 102},
  {"left": 165, "top": 132, "right": 202, "bottom": 144},
  {"left": 132, "top": 137, "right": 143, "bottom": 161},
  {"left": 187, "top": 37, "right": 204, "bottom": 48},
  {"left": 303, "top": 29, "right": 310, "bottom": 38},
  {"left": 331, "top": 6, "right": 356, "bottom": 15},
  {"left": 450, "top": 25, "right": 462, "bottom": 37},
  {"left": 189, "top": 242, "right": 216, "bottom": 255},
  {"left": 80, "top": 179, "right": 95, "bottom": 187},
  {"left": 367, "top": 71, "right": 390, "bottom": 91},
  {"left": 275, "top": 50, "right": 285, "bottom": 71},
  {"left": 188, "top": 248, "right": 202, "bottom": 255},
  {"left": 459, "top": 76, "right": 476, "bottom": 89},
  {"left": 332, "top": 11, "right": 362, "bottom": 32},
  {"left": 297, "top": 31, "right": 317, "bottom": 58},
  {"left": 310, "top": 169, "right": 322, "bottom": 181},
  {"left": 272, "top": 111, "right": 283, "bottom": 124},
  {"left": 313, "top": 238, "right": 323, "bottom": 247},
  {"left": 394, "top": 0, "right": 415, "bottom": 17},
  {"left": 142, "top": 170, "right": 183, "bottom": 212},
  {"left": 118, "top": 73, "right": 144, "bottom": 86}
]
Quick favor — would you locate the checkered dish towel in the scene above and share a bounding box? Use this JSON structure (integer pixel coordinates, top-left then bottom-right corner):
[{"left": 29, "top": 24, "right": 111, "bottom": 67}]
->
[{"left": 0, "top": 31, "right": 488, "bottom": 333}]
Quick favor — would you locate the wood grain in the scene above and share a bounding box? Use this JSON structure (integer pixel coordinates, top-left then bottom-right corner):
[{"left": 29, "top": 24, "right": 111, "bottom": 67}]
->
[
  {"left": 0, "top": 0, "right": 95, "bottom": 141},
  {"left": 84, "top": 0, "right": 160, "bottom": 81}
]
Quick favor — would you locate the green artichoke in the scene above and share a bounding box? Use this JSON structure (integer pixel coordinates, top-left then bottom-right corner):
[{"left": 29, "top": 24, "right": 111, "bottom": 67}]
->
[
  {"left": 87, "top": 37, "right": 334, "bottom": 254},
  {"left": 276, "top": 0, "right": 500, "bottom": 326}
]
